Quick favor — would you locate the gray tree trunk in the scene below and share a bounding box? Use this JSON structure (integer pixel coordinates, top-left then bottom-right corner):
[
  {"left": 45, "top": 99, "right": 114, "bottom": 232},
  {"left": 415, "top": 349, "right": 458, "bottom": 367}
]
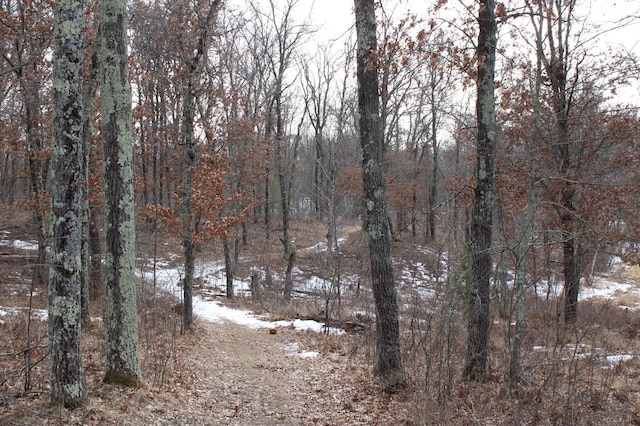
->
[
  {"left": 275, "top": 92, "right": 294, "bottom": 300},
  {"left": 354, "top": 0, "right": 404, "bottom": 390},
  {"left": 48, "top": 0, "right": 86, "bottom": 407},
  {"left": 100, "top": 0, "right": 142, "bottom": 386},
  {"left": 464, "top": 0, "right": 497, "bottom": 382}
]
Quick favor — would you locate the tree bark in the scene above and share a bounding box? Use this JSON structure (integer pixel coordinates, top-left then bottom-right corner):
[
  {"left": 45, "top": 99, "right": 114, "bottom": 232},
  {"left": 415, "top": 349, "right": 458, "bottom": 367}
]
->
[
  {"left": 100, "top": 0, "right": 142, "bottom": 386},
  {"left": 49, "top": 0, "right": 86, "bottom": 407},
  {"left": 354, "top": 0, "right": 404, "bottom": 390},
  {"left": 464, "top": 0, "right": 497, "bottom": 382}
]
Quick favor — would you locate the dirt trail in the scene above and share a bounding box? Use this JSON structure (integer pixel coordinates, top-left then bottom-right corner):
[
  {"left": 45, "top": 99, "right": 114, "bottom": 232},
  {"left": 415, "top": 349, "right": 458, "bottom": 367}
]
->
[
  {"left": 43, "top": 318, "right": 408, "bottom": 426},
  {"left": 184, "top": 321, "right": 302, "bottom": 425}
]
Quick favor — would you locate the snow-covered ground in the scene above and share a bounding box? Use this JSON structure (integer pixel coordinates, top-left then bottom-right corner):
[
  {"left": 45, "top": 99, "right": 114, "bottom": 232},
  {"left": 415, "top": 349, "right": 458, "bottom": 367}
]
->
[
  {"left": 137, "top": 258, "right": 346, "bottom": 334},
  {"left": 0, "top": 306, "right": 47, "bottom": 324},
  {"left": 531, "top": 257, "right": 640, "bottom": 309}
]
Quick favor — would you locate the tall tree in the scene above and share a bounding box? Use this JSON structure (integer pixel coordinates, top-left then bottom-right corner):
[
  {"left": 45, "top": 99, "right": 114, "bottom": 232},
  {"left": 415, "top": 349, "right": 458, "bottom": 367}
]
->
[
  {"left": 48, "top": 0, "right": 86, "bottom": 408},
  {"left": 179, "top": 0, "right": 222, "bottom": 331},
  {"left": 100, "top": 0, "right": 142, "bottom": 386},
  {"left": 464, "top": 0, "right": 497, "bottom": 382},
  {"left": 354, "top": 0, "right": 404, "bottom": 390}
]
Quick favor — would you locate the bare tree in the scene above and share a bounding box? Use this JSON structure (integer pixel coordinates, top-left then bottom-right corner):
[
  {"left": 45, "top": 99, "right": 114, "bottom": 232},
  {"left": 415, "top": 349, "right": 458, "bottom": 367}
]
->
[
  {"left": 250, "top": 0, "right": 309, "bottom": 300},
  {"left": 300, "top": 45, "right": 334, "bottom": 219}
]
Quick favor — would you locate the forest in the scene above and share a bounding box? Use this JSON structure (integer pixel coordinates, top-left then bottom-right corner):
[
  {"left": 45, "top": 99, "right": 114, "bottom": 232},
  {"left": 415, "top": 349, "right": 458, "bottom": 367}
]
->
[{"left": 2, "top": 0, "right": 640, "bottom": 424}]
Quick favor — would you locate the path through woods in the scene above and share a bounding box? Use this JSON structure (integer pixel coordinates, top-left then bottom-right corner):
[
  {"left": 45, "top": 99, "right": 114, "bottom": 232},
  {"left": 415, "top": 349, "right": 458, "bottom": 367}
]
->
[{"left": 2, "top": 318, "right": 410, "bottom": 425}]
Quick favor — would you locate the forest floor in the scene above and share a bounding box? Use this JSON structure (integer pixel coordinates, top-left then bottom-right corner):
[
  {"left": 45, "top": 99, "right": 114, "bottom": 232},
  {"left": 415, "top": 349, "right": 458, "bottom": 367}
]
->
[
  {"left": 2, "top": 212, "right": 640, "bottom": 424},
  {"left": 1, "top": 317, "right": 410, "bottom": 425},
  {"left": 0, "top": 215, "right": 412, "bottom": 425}
]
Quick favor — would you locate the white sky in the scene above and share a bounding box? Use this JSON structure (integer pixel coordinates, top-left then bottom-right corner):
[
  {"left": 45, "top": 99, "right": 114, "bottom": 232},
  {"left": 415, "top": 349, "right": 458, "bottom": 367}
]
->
[{"left": 236, "top": 0, "right": 640, "bottom": 107}]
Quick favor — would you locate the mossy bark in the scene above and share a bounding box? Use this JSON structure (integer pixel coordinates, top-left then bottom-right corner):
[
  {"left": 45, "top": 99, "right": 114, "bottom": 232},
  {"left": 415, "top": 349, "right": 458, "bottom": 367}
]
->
[
  {"left": 100, "top": 0, "right": 142, "bottom": 385},
  {"left": 354, "top": 0, "right": 404, "bottom": 390},
  {"left": 49, "top": 0, "right": 86, "bottom": 408}
]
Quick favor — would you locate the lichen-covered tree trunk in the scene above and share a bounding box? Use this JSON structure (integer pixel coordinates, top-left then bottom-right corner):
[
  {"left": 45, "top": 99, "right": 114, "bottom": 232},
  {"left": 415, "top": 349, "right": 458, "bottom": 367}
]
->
[
  {"left": 554, "top": 53, "right": 580, "bottom": 326},
  {"left": 464, "top": 0, "right": 497, "bottom": 382},
  {"left": 48, "top": 0, "right": 86, "bottom": 407},
  {"left": 100, "top": 0, "right": 142, "bottom": 386},
  {"left": 354, "top": 0, "right": 404, "bottom": 390}
]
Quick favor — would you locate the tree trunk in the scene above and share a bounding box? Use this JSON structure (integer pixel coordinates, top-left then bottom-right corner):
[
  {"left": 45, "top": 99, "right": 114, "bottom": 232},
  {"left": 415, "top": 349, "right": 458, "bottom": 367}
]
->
[
  {"left": 100, "top": 0, "right": 142, "bottom": 386},
  {"left": 428, "top": 85, "right": 439, "bottom": 242},
  {"left": 223, "top": 238, "right": 234, "bottom": 298},
  {"left": 275, "top": 92, "right": 294, "bottom": 300},
  {"left": 181, "top": 70, "right": 196, "bottom": 330},
  {"left": 48, "top": 0, "right": 86, "bottom": 407},
  {"left": 354, "top": 0, "right": 404, "bottom": 390},
  {"left": 464, "top": 0, "right": 497, "bottom": 382},
  {"left": 563, "top": 236, "right": 580, "bottom": 323},
  {"left": 179, "top": 0, "right": 221, "bottom": 331},
  {"left": 314, "top": 132, "right": 324, "bottom": 217},
  {"left": 81, "top": 18, "right": 101, "bottom": 325}
]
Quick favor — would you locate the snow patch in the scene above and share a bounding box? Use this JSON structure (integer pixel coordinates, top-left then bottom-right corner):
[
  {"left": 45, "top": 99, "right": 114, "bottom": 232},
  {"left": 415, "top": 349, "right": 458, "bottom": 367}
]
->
[
  {"left": 283, "top": 342, "right": 319, "bottom": 358},
  {"left": 604, "top": 354, "right": 634, "bottom": 367},
  {"left": 0, "top": 239, "right": 40, "bottom": 251},
  {"left": 0, "top": 307, "right": 47, "bottom": 320},
  {"left": 13, "top": 240, "right": 39, "bottom": 251},
  {"left": 138, "top": 262, "right": 346, "bottom": 334}
]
